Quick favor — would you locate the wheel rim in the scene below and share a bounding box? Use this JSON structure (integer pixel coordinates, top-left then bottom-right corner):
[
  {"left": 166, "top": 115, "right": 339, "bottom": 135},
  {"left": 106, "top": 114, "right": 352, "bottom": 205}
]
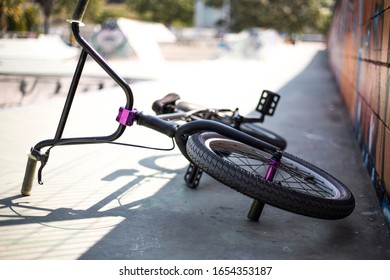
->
[{"left": 204, "top": 137, "right": 342, "bottom": 199}]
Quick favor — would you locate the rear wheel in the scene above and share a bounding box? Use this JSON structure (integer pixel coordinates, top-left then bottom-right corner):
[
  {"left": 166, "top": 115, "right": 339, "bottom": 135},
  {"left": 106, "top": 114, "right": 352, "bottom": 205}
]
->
[{"left": 185, "top": 132, "right": 355, "bottom": 219}]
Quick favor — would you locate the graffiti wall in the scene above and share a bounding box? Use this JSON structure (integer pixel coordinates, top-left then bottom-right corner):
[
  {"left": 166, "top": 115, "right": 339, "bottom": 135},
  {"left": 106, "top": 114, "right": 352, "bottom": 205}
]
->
[{"left": 327, "top": 0, "right": 390, "bottom": 224}]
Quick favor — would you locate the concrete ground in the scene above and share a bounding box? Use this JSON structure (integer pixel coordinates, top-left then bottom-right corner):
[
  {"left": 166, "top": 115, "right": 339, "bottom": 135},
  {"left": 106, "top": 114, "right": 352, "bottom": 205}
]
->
[{"left": 0, "top": 42, "right": 389, "bottom": 260}]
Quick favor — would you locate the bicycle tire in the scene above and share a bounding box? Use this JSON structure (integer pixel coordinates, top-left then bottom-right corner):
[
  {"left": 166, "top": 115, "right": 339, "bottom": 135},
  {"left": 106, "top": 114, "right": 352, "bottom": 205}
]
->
[
  {"left": 185, "top": 132, "right": 355, "bottom": 219},
  {"left": 177, "top": 101, "right": 287, "bottom": 150}
]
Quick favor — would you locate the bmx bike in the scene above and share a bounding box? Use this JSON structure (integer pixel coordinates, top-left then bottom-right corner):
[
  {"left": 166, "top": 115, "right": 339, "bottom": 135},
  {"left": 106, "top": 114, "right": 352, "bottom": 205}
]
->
[{"left": 21, "top": 0, "right": 355, "bottom": 222}]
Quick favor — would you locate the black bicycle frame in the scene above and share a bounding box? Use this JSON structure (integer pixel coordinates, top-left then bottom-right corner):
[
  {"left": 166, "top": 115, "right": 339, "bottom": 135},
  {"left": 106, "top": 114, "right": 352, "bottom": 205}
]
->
[
  {"left": 27, "top": 20, "right": 138, "bottom": 184},
  {"left": 32, "top": 22, "right": 133, "bottom": 153}
]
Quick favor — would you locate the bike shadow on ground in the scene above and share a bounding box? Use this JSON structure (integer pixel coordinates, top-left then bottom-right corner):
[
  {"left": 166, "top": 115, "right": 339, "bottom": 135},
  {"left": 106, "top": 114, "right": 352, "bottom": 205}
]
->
[
  {"left": 0, "top": 152, "right": 311, "bottom": 259},
  {"left": 0, "top": 168, "right": 143, "bottom": 226},
  {"left": 0, "top": 151, "right": 226, "bottom": 227},
  {"left": 0, "top": 153, "right": 191, "bottom": 227},
  {"left": 76, "top": 152, "right": 366, "bottom": 260}
]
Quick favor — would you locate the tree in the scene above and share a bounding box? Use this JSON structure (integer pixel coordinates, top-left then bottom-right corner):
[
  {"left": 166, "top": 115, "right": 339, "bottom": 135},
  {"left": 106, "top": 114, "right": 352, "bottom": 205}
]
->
[
  {"left": 95, "top": 4, "right": 137, "bottom": 24},
  {"left": 254, "top": 0, "right": 322, "bottom": 34},
  {"left": 205, "top": 0, "right": 331, "bottom": 34},
  {"left": 126, "top": 0, "right": 194, "bottom": 27},
  {"left": 52, "top": 0, "right": 102, "bottom": 24},
  {"left": 37, "top": 0, "right": 55, "bottom": 34},
  {"left": 0, "top": 0, "right": 40, "bottom": 34}
]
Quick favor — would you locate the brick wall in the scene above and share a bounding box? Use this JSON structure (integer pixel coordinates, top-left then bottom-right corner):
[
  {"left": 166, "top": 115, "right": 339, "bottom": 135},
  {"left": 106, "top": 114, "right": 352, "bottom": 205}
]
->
[{"left": 327, "top": 0, "right": 390, "bottom": 225}]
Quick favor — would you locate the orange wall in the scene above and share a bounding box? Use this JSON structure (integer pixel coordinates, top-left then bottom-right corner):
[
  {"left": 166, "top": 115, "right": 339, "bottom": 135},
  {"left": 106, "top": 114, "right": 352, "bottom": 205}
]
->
[{"left": 327, "top": 0, "right": 390, "bottom": 224}]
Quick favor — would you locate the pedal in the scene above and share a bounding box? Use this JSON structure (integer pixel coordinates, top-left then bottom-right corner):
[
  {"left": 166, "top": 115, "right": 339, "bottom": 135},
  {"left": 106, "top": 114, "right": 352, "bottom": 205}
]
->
[
  {"left": 256, "top": 90, "right": 280, "bottom": 116},
  {"left": 152, "top": 93, "right": 180, "bottom": 115},
  {"left": 184, "top": 163, "right": 203, "bottom": 189}
]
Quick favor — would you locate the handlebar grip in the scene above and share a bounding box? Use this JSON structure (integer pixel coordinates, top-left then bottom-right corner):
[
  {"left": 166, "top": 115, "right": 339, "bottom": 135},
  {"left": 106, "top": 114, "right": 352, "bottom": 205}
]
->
[
  {"left": 72, "top": 0, "right": 90, "bottom": 22},
  {"left": 136, "top": 112, "right": 177, "bottom": 138},
  {"left": 21, "top": 154, "right": 38, "bottom": 196}
]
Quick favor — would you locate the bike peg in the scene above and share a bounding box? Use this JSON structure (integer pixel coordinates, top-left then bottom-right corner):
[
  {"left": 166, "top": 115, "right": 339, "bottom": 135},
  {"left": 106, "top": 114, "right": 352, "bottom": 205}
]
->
[
  {"left": 184, "top": 163, "right": 203, "bottom": 189},
  {"left": 247, "top": 199, "right": 266, "bottom": 222},
  {"left": 256, "top": 90, "right": 280, "bottom": 116}
]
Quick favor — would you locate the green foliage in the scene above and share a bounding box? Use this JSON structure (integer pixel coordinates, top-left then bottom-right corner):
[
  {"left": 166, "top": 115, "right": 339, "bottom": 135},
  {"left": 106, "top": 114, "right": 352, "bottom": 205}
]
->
[
  {"left": 204, "top": 0, "right": 223, "bottom": 6},
  {"left": 233, "top": 0, "right": 320, "bottom": 33},
  {"left": 52, "top": 0, "right": 103, "bottom": 23},
  {"left": 52, "top": 0, "right": 137, "bottom": 24},
  {"left": 23, "top": 3, "right": 40, "bottom": 32},
  {"left": 95, "top": 3, "right": 138, "bottom": 24},
  {"left": 125, "top": 0, "right": 194, "bottom": 26},
  {"left": 0, "top": 0, "right": 40, "bottom": 33},
  {"left": 36, "top": 0, "right": 55, "bottom": 17},
  {"left": 206, "top": 0, "right": 333, "bottom": 34},
  {"left": 0, "top": 0, "right": 334, "bottom": 35}
]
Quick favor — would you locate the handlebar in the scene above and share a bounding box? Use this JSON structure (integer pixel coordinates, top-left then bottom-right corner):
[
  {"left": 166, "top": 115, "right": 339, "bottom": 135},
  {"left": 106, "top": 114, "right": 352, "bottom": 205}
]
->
[
  {"left": 136, "top": 112, "right": 178, "bottom": 138},
  {"left": 71, "top": 0, "right": 90, "bottom": 22},
  {"left": 21, "top": 153, "right": 38, "bottom": 196}
]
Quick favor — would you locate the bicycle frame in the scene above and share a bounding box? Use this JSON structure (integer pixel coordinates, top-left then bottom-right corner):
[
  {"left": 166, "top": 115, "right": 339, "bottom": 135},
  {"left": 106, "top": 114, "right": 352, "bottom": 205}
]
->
[{"left": 22, "top": 21, "right": 133, "bottom": 185}]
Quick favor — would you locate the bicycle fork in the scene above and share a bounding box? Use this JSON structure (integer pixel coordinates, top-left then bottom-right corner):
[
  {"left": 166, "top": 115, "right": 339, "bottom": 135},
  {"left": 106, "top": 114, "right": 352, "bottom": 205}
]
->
[
  {"left": 247, "top": 150, "right": 282, "bottom": 222},
  {"left": 184, "top": 147, "right": 283, "bottom": 222}
]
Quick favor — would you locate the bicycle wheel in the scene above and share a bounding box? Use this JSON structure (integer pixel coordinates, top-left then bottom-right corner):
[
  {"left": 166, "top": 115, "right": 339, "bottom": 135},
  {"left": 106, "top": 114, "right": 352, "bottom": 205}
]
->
[{"left": 186, "top": 132, "right": 355, "bottom": 219}]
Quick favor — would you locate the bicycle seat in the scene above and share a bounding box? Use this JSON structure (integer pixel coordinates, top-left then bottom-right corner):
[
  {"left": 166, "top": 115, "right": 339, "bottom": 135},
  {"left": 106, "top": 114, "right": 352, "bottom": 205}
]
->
[{"left": 152, "top": 93, "right": 181, "bottom": 115}]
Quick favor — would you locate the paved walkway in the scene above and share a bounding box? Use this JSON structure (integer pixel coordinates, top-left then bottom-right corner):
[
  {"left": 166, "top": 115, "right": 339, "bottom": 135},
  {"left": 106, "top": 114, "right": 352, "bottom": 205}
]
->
[{"left": 0, "top": 42, "right": 389, "bottom": 260}]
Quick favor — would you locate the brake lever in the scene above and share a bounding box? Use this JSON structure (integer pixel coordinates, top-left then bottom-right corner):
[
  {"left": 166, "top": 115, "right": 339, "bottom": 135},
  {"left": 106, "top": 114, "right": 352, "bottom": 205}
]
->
[{"left": 31, "top": 148, "right": 50, "bottom": 185}]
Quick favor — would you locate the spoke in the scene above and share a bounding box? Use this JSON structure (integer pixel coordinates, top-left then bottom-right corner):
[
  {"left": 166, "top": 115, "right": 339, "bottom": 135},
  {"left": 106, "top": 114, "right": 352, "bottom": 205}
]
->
[
  {"left": 278, "top": 164, "right": 333, "bottom": 197},
  {"left": 209, "top": 138, "right": 337, "bottom": 199},
  {"left": 225, "top": 152, "right": 268, "bottom": 174},
  {"left": 271, "top": 166, "right": 329, "bottom": 197}
]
